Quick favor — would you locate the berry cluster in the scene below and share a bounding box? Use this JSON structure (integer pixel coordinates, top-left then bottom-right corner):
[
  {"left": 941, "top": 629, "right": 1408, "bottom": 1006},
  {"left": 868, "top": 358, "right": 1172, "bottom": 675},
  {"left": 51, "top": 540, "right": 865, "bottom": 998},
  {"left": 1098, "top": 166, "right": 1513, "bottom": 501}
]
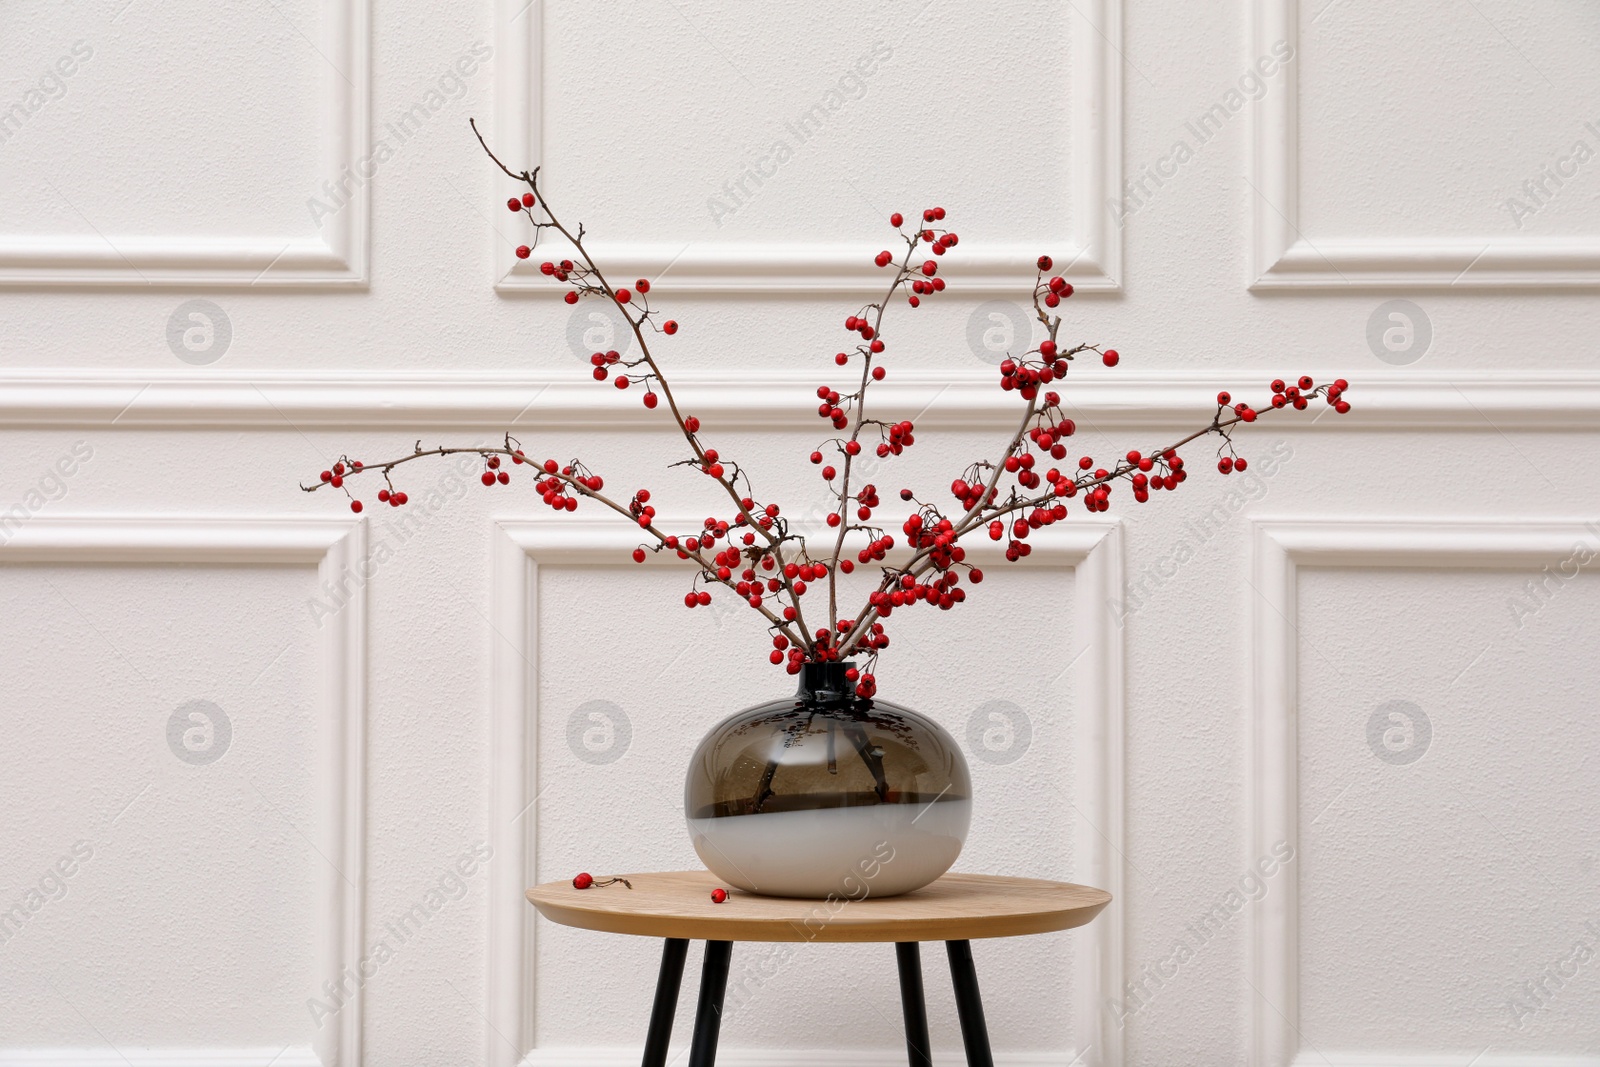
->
[{"left": 300, "top": 119, "right": 1352, "bottom": 700}]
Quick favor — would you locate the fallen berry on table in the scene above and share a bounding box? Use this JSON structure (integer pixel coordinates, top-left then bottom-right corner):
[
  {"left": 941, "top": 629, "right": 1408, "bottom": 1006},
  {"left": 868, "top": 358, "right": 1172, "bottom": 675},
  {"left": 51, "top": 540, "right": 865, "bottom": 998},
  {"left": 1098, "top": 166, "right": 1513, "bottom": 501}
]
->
[{"left": 710, "top": 887, "right": 728, "bottom": 903}]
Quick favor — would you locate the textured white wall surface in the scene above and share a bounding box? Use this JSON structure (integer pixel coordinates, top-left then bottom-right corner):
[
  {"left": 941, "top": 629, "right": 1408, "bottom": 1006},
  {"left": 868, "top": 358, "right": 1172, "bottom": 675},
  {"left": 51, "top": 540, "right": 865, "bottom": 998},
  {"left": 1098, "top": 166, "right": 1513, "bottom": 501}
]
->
[{"left": 2, "top": 1, "right": 1597, "bottom": 1066}]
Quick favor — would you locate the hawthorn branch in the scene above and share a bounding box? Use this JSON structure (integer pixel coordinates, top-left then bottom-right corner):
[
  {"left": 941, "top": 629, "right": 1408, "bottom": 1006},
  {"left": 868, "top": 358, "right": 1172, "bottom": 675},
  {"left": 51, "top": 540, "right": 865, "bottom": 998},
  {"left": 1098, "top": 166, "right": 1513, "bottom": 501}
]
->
[
  {"left": 470, "top": 118, "right": 818, "bottom": 649},
  {"left": 301, "top": 441, "right": 809, "bottom": 647},
  {"left": 833, "top": 392, "right": 1330, "bottom": 657}
]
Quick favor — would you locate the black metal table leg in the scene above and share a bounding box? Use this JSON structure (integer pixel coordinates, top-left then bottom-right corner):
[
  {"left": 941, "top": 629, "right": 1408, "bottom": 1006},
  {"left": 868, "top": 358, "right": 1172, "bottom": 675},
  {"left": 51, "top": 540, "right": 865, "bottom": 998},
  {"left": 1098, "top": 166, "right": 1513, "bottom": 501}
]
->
[
  {"left": 641, "top": 938, "right": 689, "bottom": 1067},
  {"left": 894, "top": 942, "right": 933, "bottom": 1067},
  {"left": 946, "top": 939, "right": 995, "bottom": 1067},
  {"left": 687, "top": 940, "right": 734, "bottom": 1067}
]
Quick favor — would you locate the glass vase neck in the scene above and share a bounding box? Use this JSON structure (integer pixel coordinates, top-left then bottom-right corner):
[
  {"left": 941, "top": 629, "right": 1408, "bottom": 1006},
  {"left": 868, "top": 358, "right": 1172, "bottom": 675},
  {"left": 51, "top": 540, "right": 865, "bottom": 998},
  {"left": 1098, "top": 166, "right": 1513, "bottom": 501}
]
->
[{"left": 796, "top": 660, "right": 856, "bottom": 702}]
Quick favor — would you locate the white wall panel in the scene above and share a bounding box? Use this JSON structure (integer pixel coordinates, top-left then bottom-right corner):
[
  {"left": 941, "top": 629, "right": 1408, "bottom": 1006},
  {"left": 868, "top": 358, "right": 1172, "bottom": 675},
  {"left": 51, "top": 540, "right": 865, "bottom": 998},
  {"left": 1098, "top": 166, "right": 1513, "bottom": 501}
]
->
[
  {"left": 0, "top": 0, "right": 368, "bottom": 286},
  {"left": 492, "top": 0, "right": 1121, "bottom": 293},
  {"left": 490, "top": 518, "right": 1123, "bottom": 1067},
  {"left": 0, "top": 518, "right": 365, "bottom": 1067},
  {"left": 1250, "top": 520, "right": 1600, "bottom": 1067},
  {"left": 1251, "top": 0, "right": 1600, "bottom": 287}
]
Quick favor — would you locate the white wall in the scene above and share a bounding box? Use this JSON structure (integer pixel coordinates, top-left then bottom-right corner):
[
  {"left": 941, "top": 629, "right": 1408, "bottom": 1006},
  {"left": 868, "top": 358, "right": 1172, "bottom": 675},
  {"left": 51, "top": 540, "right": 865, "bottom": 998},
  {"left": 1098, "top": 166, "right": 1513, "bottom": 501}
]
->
[{"left": 2, "top": 1, "right": 1597, "bottom": 1065}]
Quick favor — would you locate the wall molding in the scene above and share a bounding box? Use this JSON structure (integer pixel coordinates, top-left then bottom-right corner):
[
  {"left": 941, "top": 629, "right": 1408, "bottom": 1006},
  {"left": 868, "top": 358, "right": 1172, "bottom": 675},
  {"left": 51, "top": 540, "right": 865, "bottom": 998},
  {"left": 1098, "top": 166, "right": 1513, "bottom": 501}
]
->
[
  {"left": 0, "top": 517, "right": 367, "bottom": 1067},
  {"left": 1279, "top": 1057, "right": 1600, "bottom": 1067},
  {"left": 1248, "top": 0, "right": 1600, "bottom": 289},
  {"left": 489, "top": 1, "right": 1121, "bottom": 294},
  {"left": 1248, "top": 518, "right": 1600, "bottom": 1067},
  {"left": 0, "top": 1051, "right": 323, "bottom": 1067},
  {"left": 521, "top": 1050, "right": 1091, "bottom": 1067},
  {"left": 3, "top": 369, "right": 1598, "bottom": 431},
  {"left": 488, "top": 517, "right": 1125, "bottom": 1067},
  {"left": 0, "top": 1, "right": 369, "bottom": 288}
]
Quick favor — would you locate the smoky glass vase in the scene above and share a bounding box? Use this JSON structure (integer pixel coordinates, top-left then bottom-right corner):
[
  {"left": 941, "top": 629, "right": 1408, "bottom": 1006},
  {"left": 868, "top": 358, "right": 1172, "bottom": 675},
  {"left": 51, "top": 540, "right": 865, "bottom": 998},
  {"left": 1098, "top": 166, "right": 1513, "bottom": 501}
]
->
[{"left": 684, "top": 660, "right": 972, "bottom": 899}]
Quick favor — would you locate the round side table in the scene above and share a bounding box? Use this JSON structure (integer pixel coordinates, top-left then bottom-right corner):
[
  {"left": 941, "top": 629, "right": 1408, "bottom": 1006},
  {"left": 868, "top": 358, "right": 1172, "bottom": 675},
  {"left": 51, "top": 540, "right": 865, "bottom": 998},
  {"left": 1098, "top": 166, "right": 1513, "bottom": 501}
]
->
[{"left": 526, "top": 870, "right": 1111, "bottom": 1067}]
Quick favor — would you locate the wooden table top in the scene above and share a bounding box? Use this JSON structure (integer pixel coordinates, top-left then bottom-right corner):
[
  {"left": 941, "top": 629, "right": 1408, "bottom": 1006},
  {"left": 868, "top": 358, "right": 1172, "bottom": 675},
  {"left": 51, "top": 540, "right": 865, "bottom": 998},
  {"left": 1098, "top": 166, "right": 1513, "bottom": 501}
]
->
[{"left": 526, "top": 871, "right": 1111, "bottom": 943}]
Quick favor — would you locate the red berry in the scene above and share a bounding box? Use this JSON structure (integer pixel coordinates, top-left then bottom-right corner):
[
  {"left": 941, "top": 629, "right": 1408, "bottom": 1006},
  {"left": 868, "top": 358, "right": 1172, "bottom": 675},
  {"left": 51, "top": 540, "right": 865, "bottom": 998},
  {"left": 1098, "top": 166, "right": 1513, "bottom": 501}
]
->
[
  {"left": 573, "top": 872, "right": 594, "bottom": 890},
  {"left": 1217, "top": 391, "right": 1231, "bottom": 405},
  {"left": 482, "top": 472, "right": 496, "bottom": 486},
  {"left": 564, "top": 292, "right": 579, "bottom": 305},
  {"left": 521, "top": 192, "right": 535, "bottom": 207},
  {"left": 636, "top": 278, "right": 651, "bottom": 293},
  {"left": 1102, "top": 349, "right": 1120, "bottom": 367},
  {"left": 497, "top": 471, "right": 510, "bottom": 484},
  {"left": 643, "top": 392, "right": 659, "bottom": 409},
  {"left": 350, "top": 500, "right": 363, "bottom": 513},
  {"left": 394, "top": 492, "right": 407, "bottom": 505},
  {"left": 616, "top": 288, "right": 631, "bottom": 303},
  {"left": 515, "top": 245, "right": 531, "bottom": 259},
  {"left": 506, "top": 198, "right": 521, "bottom": 212},
  {"left": 711, "top": 887, "right": 728, "bottom": 903},
  {"left": 1037, "top": 255, "right": 1053, "bottom": 271},
  {"left": 890, "top": 212, "right": 904, "bottom": 227},
  {"left": 377, "top": 489, "right": 390, "bottom": 502},
  {"left": 663, "top": 320, "right": 679, "bottom": 335}
]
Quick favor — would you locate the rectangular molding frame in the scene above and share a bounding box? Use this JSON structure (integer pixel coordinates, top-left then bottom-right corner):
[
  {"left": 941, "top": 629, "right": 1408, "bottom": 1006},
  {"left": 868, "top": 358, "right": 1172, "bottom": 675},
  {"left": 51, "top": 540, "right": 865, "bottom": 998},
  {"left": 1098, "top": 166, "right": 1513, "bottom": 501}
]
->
[
  {"left": 490, "top": 1, "right": 1121, "bottom": 294},
  {"left": 488, "top": 518, "right": 1126, "bottom": 1067},
  {"left": 1248, "top": 0, "right": 1600, "bottom": 289},
  {"left": 0, "top": 2, "right": 369, "bottom": 288},
  {"left": 1248, "top": 518, "right": 1600, "bottom": 1067},
  {"left": 5, "top": 369, "right": 1599, "bottom": 431},
  {"left": 0, "top": 517, "right": 367, "bottom": 1067}
]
